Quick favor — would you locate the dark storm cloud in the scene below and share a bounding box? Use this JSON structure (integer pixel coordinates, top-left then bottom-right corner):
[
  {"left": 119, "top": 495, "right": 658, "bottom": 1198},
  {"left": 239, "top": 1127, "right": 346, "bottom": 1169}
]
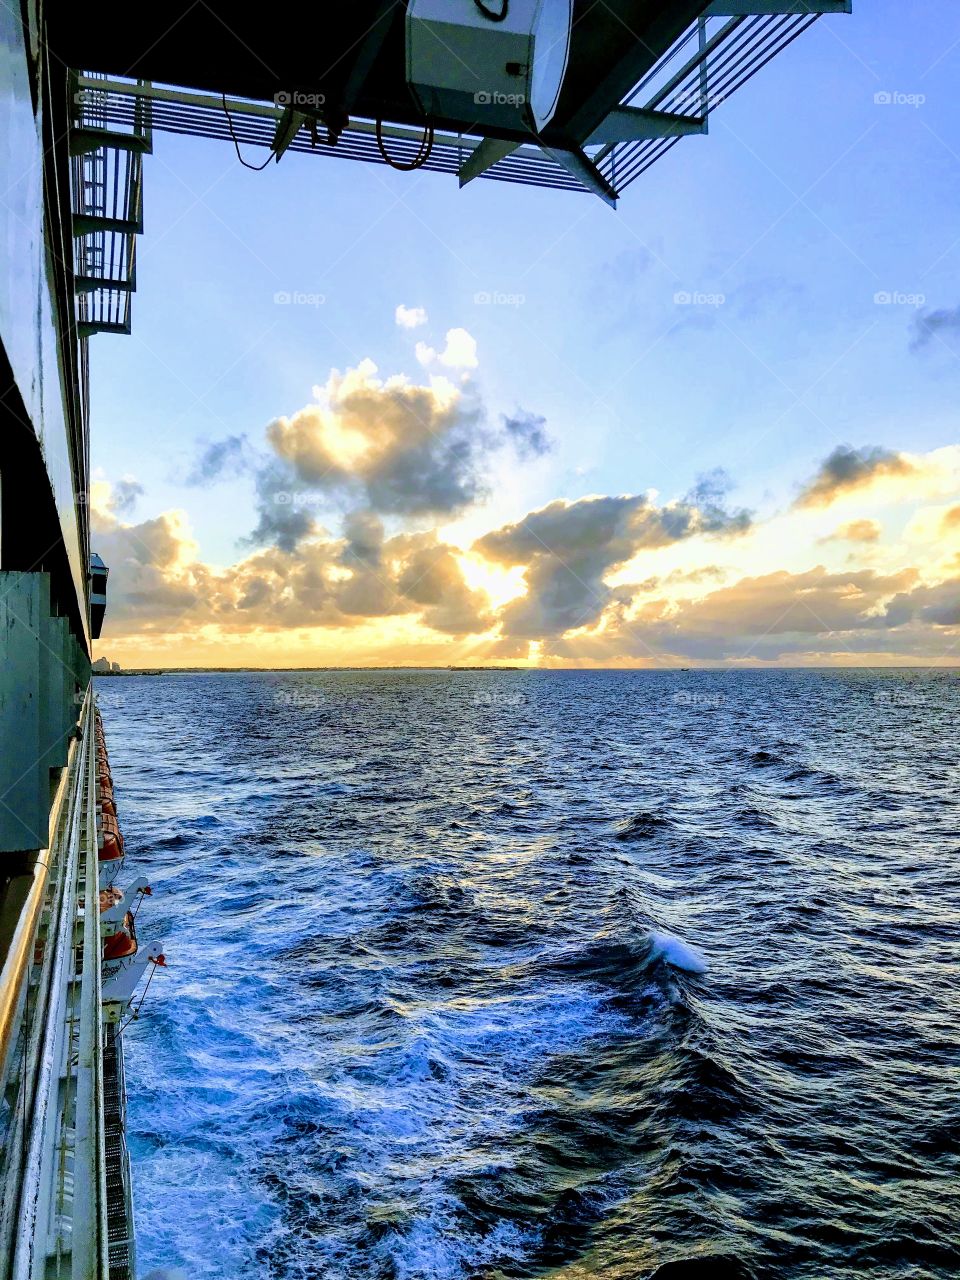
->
[
  {"left": 341, "top": 509, "right": 386, "bottom": 570},
  {"left": 794, "top": 445, "right": 915, "bottom": 509}
]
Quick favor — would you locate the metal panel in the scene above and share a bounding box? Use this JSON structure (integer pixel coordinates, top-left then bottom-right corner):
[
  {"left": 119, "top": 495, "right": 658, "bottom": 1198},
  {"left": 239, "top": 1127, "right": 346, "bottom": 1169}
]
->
[{"left": 0, "top": 574, "right": 47, "bottom": 850}]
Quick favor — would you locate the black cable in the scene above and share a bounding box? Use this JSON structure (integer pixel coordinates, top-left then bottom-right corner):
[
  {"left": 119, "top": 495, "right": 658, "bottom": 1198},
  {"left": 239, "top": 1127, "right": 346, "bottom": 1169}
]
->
[
  {"left": 474, "top": 0, "right": 508, "bottom": 20},
  {"left": 222, "top": 93, "right": 273, "bottom": 170},
  {"left": 376, "top": 117, "right": 435, "bottom": 171}
]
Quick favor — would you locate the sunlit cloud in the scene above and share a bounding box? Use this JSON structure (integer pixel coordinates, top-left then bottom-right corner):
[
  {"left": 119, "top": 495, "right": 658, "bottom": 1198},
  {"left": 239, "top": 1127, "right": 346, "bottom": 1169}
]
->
[
  {"left": 89, "top": 317, "right": 960, "bottom": 670},
  {"left": 794, "top": 444, "right": 916, "bottom": 509},
  {"left": 818, "top": 518, "right": 882, "bottom": 544},
  {"left": 395, "top": 303, "right": 428, "bottom": 329},
  {"left": 415, "top": 327, "right": 479, "bottom": 370}
]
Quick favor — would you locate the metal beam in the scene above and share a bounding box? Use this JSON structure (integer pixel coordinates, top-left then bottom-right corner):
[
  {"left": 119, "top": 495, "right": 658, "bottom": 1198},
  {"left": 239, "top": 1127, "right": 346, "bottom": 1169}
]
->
[
  {"left": 271, "top": 106, "right": 308, "bottom": 160},
  {"left": 75, "top": 275, "right": 135, "bottom": 293},
  {"left": 704, "top": 1, "right": 851, "bottom": 13},
  {"left": 77, "top": 320, "right": 131, "bottom": 338},
  {"left": 341, "top": 0, "right": 397, "bottom": 112},
  {"left": 586, "top": 107, "right": 706, "bottom": 146},
  {"left": 69, "top": 126, "right": 152, "bottom": 156},
  {"left": 459, "top": 137, "right": 520, "bottom": 186},
  {"left": 73, "top": 213, "right": 142, "bottom": 236},
  {"left": 540, "top": 146, "right": 618, "bottom": 208}
]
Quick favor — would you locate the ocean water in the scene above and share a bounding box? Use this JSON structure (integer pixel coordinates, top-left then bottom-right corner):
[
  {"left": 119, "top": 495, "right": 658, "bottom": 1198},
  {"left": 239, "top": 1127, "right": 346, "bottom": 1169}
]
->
[{"left": 94, "top": 669, "right": 960, "bottom": 1280}]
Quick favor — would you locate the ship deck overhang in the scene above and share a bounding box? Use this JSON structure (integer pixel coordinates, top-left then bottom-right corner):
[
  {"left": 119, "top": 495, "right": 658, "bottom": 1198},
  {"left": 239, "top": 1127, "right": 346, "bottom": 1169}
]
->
[{"left": 49, "top": 2, "right": 852, "bottom": 200}]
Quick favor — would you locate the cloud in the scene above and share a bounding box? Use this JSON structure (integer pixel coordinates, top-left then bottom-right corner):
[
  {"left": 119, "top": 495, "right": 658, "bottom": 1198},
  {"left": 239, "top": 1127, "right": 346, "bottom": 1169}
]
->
[
  {"left": 247, "top": 460, "right": 322, "bottom": 552},
  {"left": 93, "top": 463, "right": 960, "bottom": 666},
  {"left": 476, "top": 487, "right": 750, "bottom": 638},
  {"left": 818, "top": 518, "right": 882, "bottom": 544},
  {"left": 395, "top": 304, "right": 428, "bottom": 329},
  {"left": 880, "top": 577, "right": 960, "bottom": 629},
  {"left": 91, "top": 505, "right": 210, "bottom": 626},
  {"left": 565, "top": 564, "right": 939, "bottom": 662},
  {"left": 910, "top": 304, "right": 960, "bottom": 352},
  {"left": 390, "top": 533, "right": 494, "bottom": 635},
  {"left": 185, "top": 434, "right": 251, "bottom": 486},
  {"left": 682, "top": 469, "right": 750, "bottom": 535},
  {"left": 415, "top": 328, "right": 479, "bottom": 369},
  {"left": 92, "top": 492, "right": 492, "bottom": 639},
  {"left": 794, "top": 444, "right": 916, "bottom": 509},
  {"left": 502, "top": 410, "right": 551, "bottom": 459},
  {"left": 110, "top": 476, "right": 144, "bottom": 515},
  {"left": 656, "top": 565, "right": 914, "bottom": 640},
  {"left": 249, "top": 359, "right": 488, "bottom": 546},
  {"left": 579, "top": 561, "right": 960, "bottom": 663}
]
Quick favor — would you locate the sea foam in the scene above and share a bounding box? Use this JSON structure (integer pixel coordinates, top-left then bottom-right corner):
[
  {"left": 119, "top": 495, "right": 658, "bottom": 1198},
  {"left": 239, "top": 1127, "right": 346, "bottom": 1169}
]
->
[{"left": 648, "top": 931, "right": 708, "bottom": 974}]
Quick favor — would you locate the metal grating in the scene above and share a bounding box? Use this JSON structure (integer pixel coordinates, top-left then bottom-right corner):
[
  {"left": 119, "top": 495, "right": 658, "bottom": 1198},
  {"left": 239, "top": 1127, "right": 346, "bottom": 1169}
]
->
[
  {"left": 103, "top": 1022, "right": 136, "bottom": 1280},
  {"left": 70, "top": 4, "right": 846, "bottom": 205},
  {"left": 596, "top": 10, "right": 824, "bottom": 190},
  {"left": 74, "top": 76, "right": 586, "bottom": 193}
]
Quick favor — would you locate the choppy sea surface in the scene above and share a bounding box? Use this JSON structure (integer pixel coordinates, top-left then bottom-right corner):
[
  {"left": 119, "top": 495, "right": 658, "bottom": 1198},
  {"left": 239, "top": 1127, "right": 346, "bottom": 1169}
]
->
[{"left": 94, "top": 669, "right": 960, "bottom": 1280}]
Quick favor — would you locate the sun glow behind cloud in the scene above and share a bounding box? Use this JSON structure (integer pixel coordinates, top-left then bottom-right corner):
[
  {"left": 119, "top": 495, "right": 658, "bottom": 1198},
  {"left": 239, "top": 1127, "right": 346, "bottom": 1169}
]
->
[{"left": 92, "top": 316, "right": 960, "bottom": 669}]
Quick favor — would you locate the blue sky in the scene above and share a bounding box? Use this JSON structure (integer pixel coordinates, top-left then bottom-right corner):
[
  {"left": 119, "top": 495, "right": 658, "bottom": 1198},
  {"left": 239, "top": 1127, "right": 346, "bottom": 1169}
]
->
[{"left": 89, "top": 2, "right": 960, "bottom": 666}]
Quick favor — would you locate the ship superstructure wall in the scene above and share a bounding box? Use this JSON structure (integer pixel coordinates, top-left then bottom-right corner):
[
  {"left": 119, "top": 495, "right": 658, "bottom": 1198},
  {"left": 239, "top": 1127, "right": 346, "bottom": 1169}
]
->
[{"left": 0, "top": 0, "right": 90, "bottom": 640}]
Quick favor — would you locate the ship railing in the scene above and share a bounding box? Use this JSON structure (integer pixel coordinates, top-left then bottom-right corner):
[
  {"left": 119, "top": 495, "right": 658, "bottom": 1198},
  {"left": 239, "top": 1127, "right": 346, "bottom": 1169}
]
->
[
  {"left": 0, "top": 689, "right": 113, "bottom": 1280},
  {"left": 102, "top": 1022, "right": 136, "bottom": 1280},
  {"left": 594, "top": 2, "right": 852, "bottom": 191}
]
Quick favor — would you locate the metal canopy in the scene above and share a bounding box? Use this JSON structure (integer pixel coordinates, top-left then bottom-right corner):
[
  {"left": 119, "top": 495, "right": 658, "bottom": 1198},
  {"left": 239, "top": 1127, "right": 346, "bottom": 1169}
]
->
[
  {"left": 60, "top": 2, "right": 851, "bottom": 332},
  {"left": 54, "top": 3, "right": 850, "bottom": 194},
  {"left": 50, "top": 2, "right": 708, "bottom": 147}
]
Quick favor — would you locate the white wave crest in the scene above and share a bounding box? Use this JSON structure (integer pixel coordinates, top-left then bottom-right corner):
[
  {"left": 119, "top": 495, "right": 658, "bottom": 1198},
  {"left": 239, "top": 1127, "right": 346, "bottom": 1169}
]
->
[{"left": 648, "top": 931, "right": 708, "bottom": 974}]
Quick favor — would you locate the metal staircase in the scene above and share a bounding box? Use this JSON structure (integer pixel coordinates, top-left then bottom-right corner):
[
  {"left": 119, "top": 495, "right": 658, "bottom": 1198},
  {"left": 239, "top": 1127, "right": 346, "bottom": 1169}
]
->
[{"left": 70, "top": 75, "right": 151, "bottom": 337}]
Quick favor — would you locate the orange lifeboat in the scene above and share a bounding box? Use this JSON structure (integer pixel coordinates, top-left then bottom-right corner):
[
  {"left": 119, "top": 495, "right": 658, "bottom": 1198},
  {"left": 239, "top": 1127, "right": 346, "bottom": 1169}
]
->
[
  {"left": 103, "top": 928, "right": 137, "bottom": 960},
  {"left": 99, "top": 813, "right": 124, "bottom": 861}
]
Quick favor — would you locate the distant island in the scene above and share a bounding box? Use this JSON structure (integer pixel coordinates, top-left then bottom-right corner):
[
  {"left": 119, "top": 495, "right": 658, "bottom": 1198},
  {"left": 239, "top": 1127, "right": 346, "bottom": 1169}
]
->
[{"left": 92, "top": 658, "right": 163, "bottom": 677}]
